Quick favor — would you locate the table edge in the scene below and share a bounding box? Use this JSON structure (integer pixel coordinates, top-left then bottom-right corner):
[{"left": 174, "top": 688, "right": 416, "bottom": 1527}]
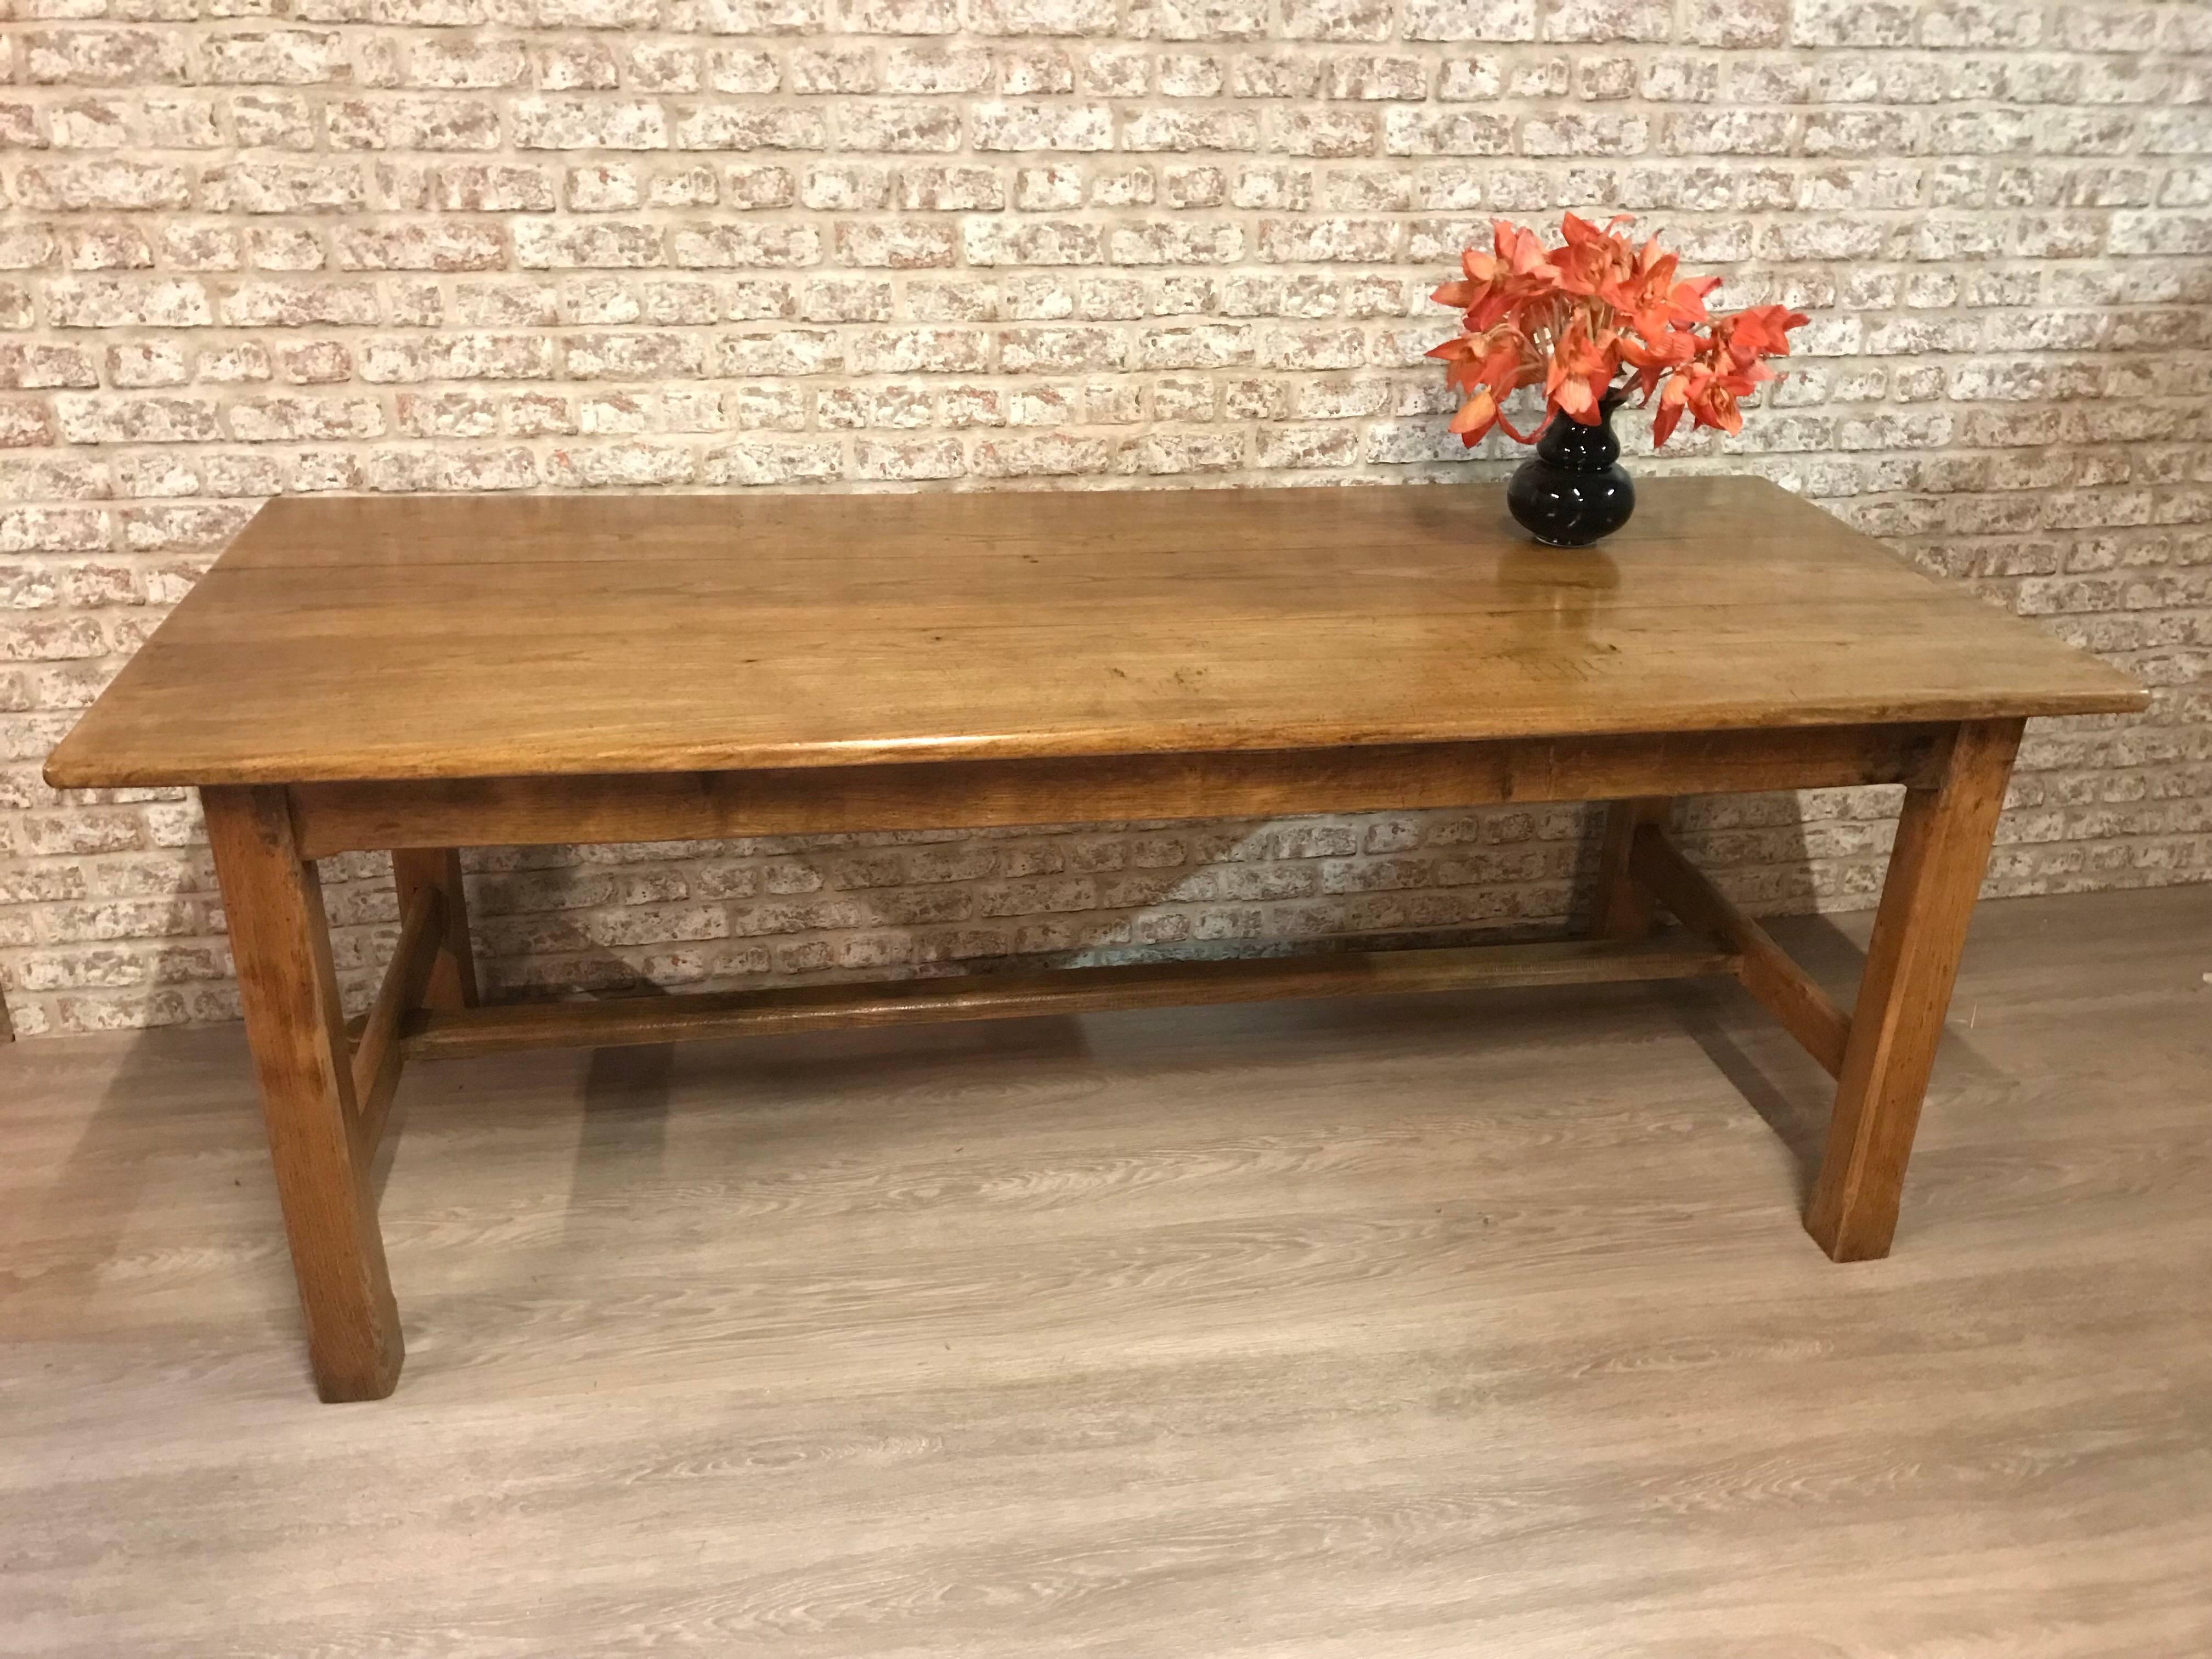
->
[{"left": 44, "top": 695, "right": 2152, "bottom": 792}]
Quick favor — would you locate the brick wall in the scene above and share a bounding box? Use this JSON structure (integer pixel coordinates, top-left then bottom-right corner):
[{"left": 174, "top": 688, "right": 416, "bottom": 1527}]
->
[{"left": 3, "top": 0, "right": 2209, "bottom": 1036}]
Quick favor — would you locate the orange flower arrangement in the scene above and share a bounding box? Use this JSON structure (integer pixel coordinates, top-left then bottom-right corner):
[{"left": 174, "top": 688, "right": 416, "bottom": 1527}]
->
[{"left": 1429, "top": 213, "right": 1808, "bottom": 450}]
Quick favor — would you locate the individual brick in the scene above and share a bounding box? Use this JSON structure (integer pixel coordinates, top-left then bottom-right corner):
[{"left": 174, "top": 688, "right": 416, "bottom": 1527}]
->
[
  {"left": 836, "top": 0, "right": 959, "bottom": 30},
  {"left": 358, "top": 333, "right": 557, "bottom": 381},
  {"left": 14, "top": 163, "right": 194, "bottom": 214},
  {"left": 852, "top": 436, "right": 964, "bottom": 479},
  {"left": 46, "top": 279, "right": 213, "bottom": 329},
  {"left": 847, "top": 328, "right": 990, "bottom": 374},
  {"left": 798, "top": 277, "right": 896, "bottom": 320},
  {"left": 998, "top": 47, "right": 1079, "bottom": 93},
  {"left": 201, "top": 30, "right": 354, "bottom": 84},
  {"left": 700, "top": 437, "right": 844, "bottom": 484},
  {"left": 1000, "top": 326, "right": 1126, "bottom": 372},
  {"left": 970, "top": 432, "right": 1119, "bottom": 476},
  {"left": 326, "top": 97, "right": 503, "bottom": 150},
  {"left": 19, "top": 30, "right": 189, "bottom": 86},
  {"left": 333, "top": 224, "right": 509, "bottom": 270},
  {"left": 628, "top": 43, "right": 704, "bottom": 91},
  {"left": 530, "top": 41, "right": 619, "bottom": 89},
  {"left": 1259, "top": 217, "right": 1398, "bottom": 261},
  {"left": 408, "top": 37, "right": 533, "bottom": 88},
  {"left": 63, "top": 227, "right": 154, "bottom": 273},
  {"left": 1403, "top": 0, "right": 1536, "bottom": 40},
  {"left": 712, "top": 323, "right": 843, "bottom": 373},
  {"left": 791, "top": 47, "right": 879, "bottom": 94},
  {"left": 899, "top": 165, "right": 1005, "bottom": 210},
  {"left": 0, "top": 346, "right": 98, "bottom": 391},
  {"left": 1109, "top": 222, "right": 1245, "bottom": 264},
  {"left": 168, "top": 224, "right": 251, "bottom": 271},
  {"left": 562, "top": 332, "right": 710, "bottom": 379},
  {"left": 1122, "top": 108, "right": 1260, "bottom": 150},
  {"left": 1126, "top": 0, "right": 1272, "bottom": 39},
  {"left": 1666, "top": 111, "right": 1796, "bottom": 157},
  {"left": 972, "top": 101, "right": 1115, "bottom": 151},
  {"left": 968, "top": 0, "right": 1118, "bottom": 31},
  {"left": 884, "top": 45, "right": 992, "bottom": 93},
  {"left": 668, "top": 223, "right": 822, "bottom": 267},
  {"left": 1383, "top": 108, "right": 1514, "bottom": 155},
  {"left": 200, "top": 163, "right": 369, "bottom": 216},
  {"left": 1542, "top": 0, "right": 1672, "bottom": 41},
  {"left": 828, "top": 101, "right": 959, "bottom": 151},
  {"left": 834, "top": 220, "right": 959, "bottom": 267},
  {"left": 962, "top": 217, "right": 1104, "bottom": 264},
  {"left": 721, "top": 165, "right": 799, "bottom": 207},
  {"left": 1522, "top": 112, "right": 1650, "bottom": 155},
  {"left": 708, "top": 48, "right": 782, "bottom": 92},
  {"left": 1280, "top": 0, "right": 1393, "bottom": 42},
  {"left": 514, "top": 98, "right": 670, "bottom": 150},
  {"left": 513, "top": 221, "right": 667, "bottom": 267},
  {"left": 1790, "top": 0, "right": 1916, "bottom": 47},
  {"left": 1681, "top": 0, "right": 1785, "bottom": 44},
  {"left": 543, "top": 442, "right": 699, "bottom": 487},
  {"left": 220, "top": 281, "right": 382, "bottom": 327},
  {"left": 225, "top": 396, "right": 386, "bottom": 442}
]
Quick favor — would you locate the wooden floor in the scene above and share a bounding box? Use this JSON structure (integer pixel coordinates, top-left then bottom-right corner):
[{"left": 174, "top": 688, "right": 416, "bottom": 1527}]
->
[{"left": 3, "top": 886, "right": 2209, "bottom": 1657}]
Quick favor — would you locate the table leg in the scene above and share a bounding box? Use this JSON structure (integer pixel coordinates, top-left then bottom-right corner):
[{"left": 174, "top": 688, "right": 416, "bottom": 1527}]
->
[
  {"left": 1804, "top": 719, "right": 2023, "bottom": 1262},
  {"left": 392, "top": 848, "right": 479, "bottom": 1010},
  {"left": 1592, "top": 797, "right": 1671, "bottom": 938},
  {"left": 205, "top": 786, "right": 403, "bottom": 1401}
]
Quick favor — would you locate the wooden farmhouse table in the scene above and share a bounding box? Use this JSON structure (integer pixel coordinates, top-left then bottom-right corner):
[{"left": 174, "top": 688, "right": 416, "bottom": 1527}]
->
[{"left": 46, "top": 477, "right": 2148, "bottom": 1402}]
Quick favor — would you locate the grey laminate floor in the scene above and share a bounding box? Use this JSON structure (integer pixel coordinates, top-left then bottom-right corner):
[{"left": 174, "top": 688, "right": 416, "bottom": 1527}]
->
[{"left": 4, "top": 887, "right": 2209, "bottom": 1657}]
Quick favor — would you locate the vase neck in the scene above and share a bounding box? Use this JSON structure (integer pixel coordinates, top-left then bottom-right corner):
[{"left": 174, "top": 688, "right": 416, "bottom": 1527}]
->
[{"left": 1534, "top": 395, "right": 1624, "bottom": 472}]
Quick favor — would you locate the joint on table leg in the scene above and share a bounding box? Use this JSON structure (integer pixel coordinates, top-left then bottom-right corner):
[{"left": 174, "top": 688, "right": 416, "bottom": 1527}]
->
[
  {"left": 390, "top": 846, "right": 480, "bottom": 1011},
  {"left": 1589, "top": 796, "right": 1672, "bottom": 940}
]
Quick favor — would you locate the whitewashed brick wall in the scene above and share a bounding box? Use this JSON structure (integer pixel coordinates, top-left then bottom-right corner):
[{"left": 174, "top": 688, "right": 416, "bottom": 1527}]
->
[{"left": 2, "top": 0, "right": 2208, "bottom": 1036}]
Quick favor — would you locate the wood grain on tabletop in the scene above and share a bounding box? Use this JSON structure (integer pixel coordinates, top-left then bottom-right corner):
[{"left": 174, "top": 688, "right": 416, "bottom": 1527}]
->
[{"left": 43, "top": 477, "right": 2148, "bottom": 789}]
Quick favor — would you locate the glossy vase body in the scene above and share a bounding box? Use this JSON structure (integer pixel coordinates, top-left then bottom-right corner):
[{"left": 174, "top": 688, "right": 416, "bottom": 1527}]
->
[{"left": 1507, "top": 393, "right": 1634, "bottom": 548}]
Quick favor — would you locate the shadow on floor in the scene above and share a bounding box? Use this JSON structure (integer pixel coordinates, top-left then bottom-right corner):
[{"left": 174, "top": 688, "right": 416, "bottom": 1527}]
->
[{"left": 2, "top": 1024, "right": 299, "bottom": 1346}]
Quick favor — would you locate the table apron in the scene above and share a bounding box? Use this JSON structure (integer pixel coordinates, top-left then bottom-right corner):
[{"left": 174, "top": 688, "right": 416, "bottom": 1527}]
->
[{"left": 285, "top": 723, "right": 1956, "bottom": 860}]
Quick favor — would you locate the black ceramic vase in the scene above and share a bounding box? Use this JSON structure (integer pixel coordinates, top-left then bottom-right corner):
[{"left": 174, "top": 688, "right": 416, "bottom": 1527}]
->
[{"left": 1507, "top": 390, "right": 1634, "bottom": 548}]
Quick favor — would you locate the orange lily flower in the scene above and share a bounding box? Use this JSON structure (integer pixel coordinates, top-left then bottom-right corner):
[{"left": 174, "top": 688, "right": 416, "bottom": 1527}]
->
[{"left": 1429, "top": 214, "right": 1807, "bottom": 452}]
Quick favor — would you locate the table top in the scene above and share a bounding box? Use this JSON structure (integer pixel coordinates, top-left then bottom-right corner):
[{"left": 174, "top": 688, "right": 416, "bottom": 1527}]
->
[{"left": 46, "top": 477, "right": 2147, "bottom": 789}]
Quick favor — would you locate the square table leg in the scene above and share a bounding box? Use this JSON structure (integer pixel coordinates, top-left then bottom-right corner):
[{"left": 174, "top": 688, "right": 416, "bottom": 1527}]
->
[
  {"left": 1804, "top": 718, "right": 2024, "bottom": 1262},
  {"left": 1591, "top": 797, "right": 1672, "bottom": 939},
  {"left": 391, "top": 847, "right": 479, "bottom": 1011},
  {"left": 205, "top": 785, "right": 404, "bottom": 1401}
]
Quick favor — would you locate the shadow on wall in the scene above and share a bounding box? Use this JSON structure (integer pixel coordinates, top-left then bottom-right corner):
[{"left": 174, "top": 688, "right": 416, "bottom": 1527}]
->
[
  {"left": 380, "top": 790, "right": 1870, "bottom": 1012},
  {"left": 439, "top": 805, "right": 1599, "bottom": 1008},
  {"left": 2, "top": 785, "right": 1885, "bottom": 1041}
]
